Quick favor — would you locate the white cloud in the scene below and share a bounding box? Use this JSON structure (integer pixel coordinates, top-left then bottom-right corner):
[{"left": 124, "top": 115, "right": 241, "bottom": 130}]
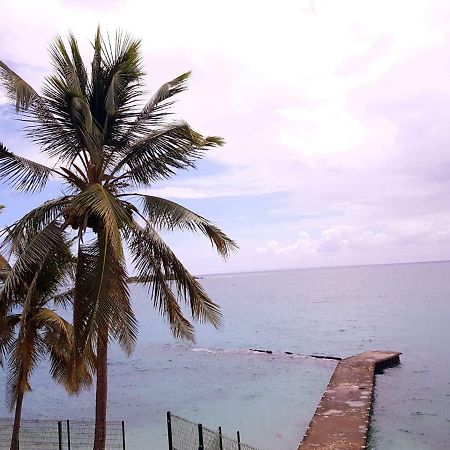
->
[
  {"left": 257, "top": 219, "right": 450, "bottom": 266},
  {"left": 256, "top": 231, "right": 315, "bottom": 256},
  {"left": 2, "top": 0, "right": 450, "bottom": 272}
]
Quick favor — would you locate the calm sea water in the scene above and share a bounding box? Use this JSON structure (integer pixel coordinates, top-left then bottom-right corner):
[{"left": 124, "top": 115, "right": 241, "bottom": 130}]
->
[{"left": 1, "top": 262, "right": 449, "bottom": 449}]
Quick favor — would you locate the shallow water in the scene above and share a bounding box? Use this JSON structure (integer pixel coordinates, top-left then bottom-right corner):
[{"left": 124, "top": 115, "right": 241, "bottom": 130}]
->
[{"left": 1, "top": 262, "right": 450, "bottom": 449}]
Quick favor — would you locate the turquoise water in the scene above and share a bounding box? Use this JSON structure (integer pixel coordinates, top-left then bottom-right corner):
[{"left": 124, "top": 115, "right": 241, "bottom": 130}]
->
[{"left": 1, "top": 262, "right": 449, "bottom": 449}]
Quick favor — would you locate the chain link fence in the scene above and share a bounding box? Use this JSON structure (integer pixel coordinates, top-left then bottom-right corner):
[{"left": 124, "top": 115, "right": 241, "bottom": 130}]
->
[
  {"left": 1, "top": 413, "right": 260, "bottom": 449},
  {"left": 0, "top": 419, "right": 61, "bottom": 449},
  {"left": 168, "top": 412, "right": 260, "bottom": 450},
  {"left": 0, "top": 418, "right": 126, "bottom": 449}
]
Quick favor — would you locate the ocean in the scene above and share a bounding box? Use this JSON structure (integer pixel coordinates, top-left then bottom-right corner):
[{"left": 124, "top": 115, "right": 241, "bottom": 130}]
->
[{"left": 1, "top": 262, "right": 449, "bottom": 449}]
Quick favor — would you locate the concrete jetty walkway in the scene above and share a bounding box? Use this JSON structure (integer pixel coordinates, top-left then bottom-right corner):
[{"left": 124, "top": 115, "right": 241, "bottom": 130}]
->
[{"left": 298, "top": 350, "right": 401, "bottom": 450}]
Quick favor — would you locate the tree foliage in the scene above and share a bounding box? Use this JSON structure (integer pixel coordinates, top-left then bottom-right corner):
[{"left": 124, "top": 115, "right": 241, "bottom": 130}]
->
[
  {"left": 0, "top": 29, "right": 237, "bottom": 349},
  {"left": 0, "top": 228, "right": 92, "bottom": 407},
  {"left": 0, "top": 29, "right": 237, "bottom": 449}
]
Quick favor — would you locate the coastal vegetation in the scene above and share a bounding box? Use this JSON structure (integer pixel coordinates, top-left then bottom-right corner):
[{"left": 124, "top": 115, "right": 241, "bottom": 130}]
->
[
  {"left": 0, "top": 230, "right": 93, "bottom": 450},
  {"left": 0, "top": 205, "right": 10, "bottom": 282},
  {"left": 0, "top": 29, "right": 237, "bottom": 449}
]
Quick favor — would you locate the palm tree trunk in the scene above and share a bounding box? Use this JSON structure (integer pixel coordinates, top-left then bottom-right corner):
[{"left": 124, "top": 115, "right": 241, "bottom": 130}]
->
[
  {"left": 93, "top": 331, "right": 108, "bottom": 450},
  {"left": 10, "top": 390, "right": 24, "bottom": 450}
]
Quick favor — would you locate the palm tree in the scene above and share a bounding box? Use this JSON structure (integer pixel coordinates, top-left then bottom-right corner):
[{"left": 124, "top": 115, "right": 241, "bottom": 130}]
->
[
  {"left": 0, "top": 205, "right": 11, "bottom": 282},
  {"left": 0, "top": 29, "right": 237, "bottom": 449},
  {"left": 0, "top": 229, "right": 93, "bottom": 450}
]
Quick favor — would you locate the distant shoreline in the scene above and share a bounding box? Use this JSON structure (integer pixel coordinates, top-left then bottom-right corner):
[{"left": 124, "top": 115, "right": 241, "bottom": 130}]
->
[
  {"left": 197, "top": 258, "right": 450, "bottom": 278},
  {"left": 128, "top": 275, "right": 202, "bottom": 283}
]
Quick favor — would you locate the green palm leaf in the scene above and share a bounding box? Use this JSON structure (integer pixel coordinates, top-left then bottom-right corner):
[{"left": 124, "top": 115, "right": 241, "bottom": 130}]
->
[
  {"left": 69, "top": 183, "right": 132, "bottom": 249},
  {"left": 0, "top": 314, "right": 20, "bottom": 368},
  {"left": 2, "top": 197, "right": 71, "bottom": 249},
  {"left": 68, "top": 34, "right": 88, "bottom": 95},
  {"left": 121, "top": 71, "right": 191, "bottom": 146},
  {"left": 89, "top": 29, "right": 143, "bottom": 151},
  {"left": 7, "top": 269, "right": 41, "bottom": 410},
  {"left": 34, "top": 308, "right": 93, "bottom": 392},
  {"left": 0, "top": 61, "right": 41, "bottom": 112},
  {"left": 1, "top": 229, "right": 90, "bottom": 413},
  {"left": 139, "top": 195, "right": 238, "bottom": 258},
  {"left": 49, "top": 34, "right": 89, "bottom": 98},
  {"left": 128, "top": 223, "right": 222, "bottom": 339},
  {"left": 0, "top": 61, "right": 81, "bottom": 167},
  {"left": 51, "top": 288, "right": 75, "bottom": 309},
  {"left": 1, "top": 222, "right": 65, "bottom": 302},
  {"left": 73, "top": 236, "right": 137, "bottom": 357},
  {"left": 1, "top": 28, "right": 237, "bottom": 450},
  {"left": 0, "top": 142, "right": 54, "bottom": 193},
  {"left": 110, "top": 122, "right": 224, "bottom": 185},
  {"left": 6, "top": 329, "right": 39, "bottom": 410}
]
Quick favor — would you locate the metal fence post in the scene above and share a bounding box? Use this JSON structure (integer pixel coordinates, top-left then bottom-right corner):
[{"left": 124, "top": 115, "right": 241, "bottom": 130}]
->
[
  {"left": 198, "top": 423, "right": 204, "bottom": 450},
  {"left": 218, "top": 426, "right": 223, "bottom": 450},
  {"left": 167, "top": 412, "right": 173, "bottom": 450},
  {"left": 122, "top": 420, "right": 126, "bottom": 450},
  {"left": 237, "top": 431, "right": 241, "bottom": 450},
  {"left": 58, "top": 421, "right": 63, "bottom": 450},
  {"left": 66, "top": 420, "right": 71, "bottom": 450}
]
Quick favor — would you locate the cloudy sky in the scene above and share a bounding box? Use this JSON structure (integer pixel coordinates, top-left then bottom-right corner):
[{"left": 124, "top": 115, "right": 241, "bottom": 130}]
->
[{"left": 1, "top": 0, "right": 450, "bottom": 274}]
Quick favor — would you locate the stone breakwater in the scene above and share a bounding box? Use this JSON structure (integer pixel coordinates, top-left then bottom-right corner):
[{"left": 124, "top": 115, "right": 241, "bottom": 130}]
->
[{"left": 298, "top": 350, "right": 401, "bottom": 450}]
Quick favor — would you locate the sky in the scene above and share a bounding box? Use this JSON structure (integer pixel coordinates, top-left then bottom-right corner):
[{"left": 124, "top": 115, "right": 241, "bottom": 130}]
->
[{"left": 1, "top": 0, "right": 450, "bottom": 274}]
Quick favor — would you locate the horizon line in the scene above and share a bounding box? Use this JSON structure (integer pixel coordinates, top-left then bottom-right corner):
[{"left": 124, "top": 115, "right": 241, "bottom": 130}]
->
[{"left": 197, "top": 258, "right": 450, "bottom": 277}]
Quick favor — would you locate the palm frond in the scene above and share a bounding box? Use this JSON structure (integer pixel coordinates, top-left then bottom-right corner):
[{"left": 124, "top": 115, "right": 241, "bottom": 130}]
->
[
  {"left": 33, "top": 308, "right": 92, "bottom": 393},
  {"left": 0, "top": 61, "right": 41, "bottom": 112},
  {"left": 121, "top": 71, "right": 191, "bottom": 146},
  {"left": 0, "top": 314, "right": 20, "bottom": 368},
  {"left": 41, "top": 74, "right": 98, "bottom": 161},
  {"left": 127, "top": 222, "right": 221, "bottom": 340},
  {"left": 69, "top": 183, "right": 132, "bottom": 249},
  {"left": 0, "top": 204, "right": 5, "bottom": 278},
  {"left": 45, "top": 322, "right": 94, "bottom": 394},
  {"left": 1, "top": 224, "right": 86, "bottom": 406},
  {"left": 51, "top": 288, "right": 74, "bottom": 309},
  {"left": 33, "top": 308, "right": 71, "bottom": 339},
  {"left": 104, "top": 70, "right": 125, "bottom": 117},
  {"left": 110, "top": 122, "right": 224, "bottom": 185},
  {"left": 0, "top": 61, "right": 77, "bottom": 164},
  {"left": 2, "top": 197, "right": 71, "bottom": 251},
  {"left": 91, "top": 27, "right": 103, "bottom": 94},
  {"left": 1, "top": 231, "right": 85, "bottom": 408},
  {"left": 69, "top": 34, "right": 88, "bottom": 95},
  {"left": 6, "top": 272, "right": 43, "bottom": 410},
  {"left": 32, "top": 242, "right": 75, "bottom": 306},
  {"left": 88, "top": 29, "right": 143, "bottom": 153},
  {"left": 145, "top": 263, "right": 195, "bottom": 341},
  {"left": 58, "top": 166, "right": 87, "bottom": 191},
  {"left": 6, "top": 328, "right": 41, "bottom": 410},
  {"left": 73, "top": 235, "right": 137, "bottom": 360},
  {"left": 139, "top": 195, "right": 238, "bottom": 258},
  {"left": 0, "top": 142, "right": 54, "bottom": 193},
  {"left": 1, "top": 222, "right": 65, "bottom": 303},
  {"left": 1, "top": 31, "right": 236, "bottom": 407},
  {"left": 49, "top": 36, "right": 84, "bottom": 97},
  {"left": 103, "top": 32, "right": 142, "bottom": 118},
  {"left": 0, "top": 59, "right": 92, "bottom": 169}
]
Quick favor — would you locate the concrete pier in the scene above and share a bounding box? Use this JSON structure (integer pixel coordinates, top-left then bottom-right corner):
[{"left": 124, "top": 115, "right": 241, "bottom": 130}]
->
[{"left": 298, "top": 350, "right": 401, "bottom": 450}]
